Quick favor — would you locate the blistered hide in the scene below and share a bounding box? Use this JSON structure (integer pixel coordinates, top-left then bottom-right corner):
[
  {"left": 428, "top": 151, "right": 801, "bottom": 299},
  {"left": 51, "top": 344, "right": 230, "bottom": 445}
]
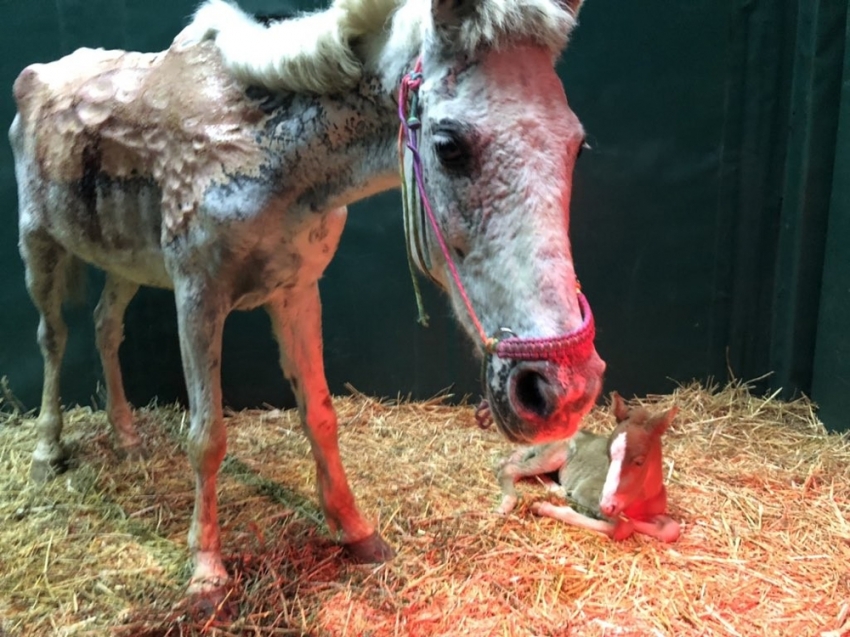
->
[{"left": 13, "top": 33, "right": 268, "bottom": 238}]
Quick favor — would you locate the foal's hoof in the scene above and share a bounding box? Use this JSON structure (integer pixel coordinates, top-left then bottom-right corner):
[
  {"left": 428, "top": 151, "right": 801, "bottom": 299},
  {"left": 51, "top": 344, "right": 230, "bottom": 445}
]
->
[
  {"left": 118, "top": 444, "right": 149, "bottom": 462},
  {"left": 30, "top": 455, "right": 69, "bottom": 483},
  {"left": 344, "top": 531, "right": 395, "bottom": 563},
  {"left": 496, "top": 495, "right": 518, "bottom": 516}
]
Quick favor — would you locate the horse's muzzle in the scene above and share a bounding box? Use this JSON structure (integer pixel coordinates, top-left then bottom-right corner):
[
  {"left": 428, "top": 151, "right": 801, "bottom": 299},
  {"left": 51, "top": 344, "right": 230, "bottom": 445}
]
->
[{"left": 485, "top": 350, "right": 606, "bottom": 443}]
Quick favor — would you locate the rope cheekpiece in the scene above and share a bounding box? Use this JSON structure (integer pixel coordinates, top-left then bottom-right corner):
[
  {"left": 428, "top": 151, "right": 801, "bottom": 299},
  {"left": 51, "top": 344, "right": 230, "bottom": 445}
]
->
[{"left": 397, "top": 58, "right": 596, "bottom": 368}]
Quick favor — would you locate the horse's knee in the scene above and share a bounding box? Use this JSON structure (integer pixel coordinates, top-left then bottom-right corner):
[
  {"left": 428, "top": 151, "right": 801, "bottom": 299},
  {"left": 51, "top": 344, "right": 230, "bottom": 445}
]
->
[{"left": 187, "top": 416, "right": 227, "bottom": 473}]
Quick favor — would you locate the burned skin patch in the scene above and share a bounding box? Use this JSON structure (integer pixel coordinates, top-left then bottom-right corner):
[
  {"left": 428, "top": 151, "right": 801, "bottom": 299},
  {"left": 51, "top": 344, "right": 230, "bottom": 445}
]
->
[
  {"left": 485, "top": 355, "right": 519, "bottom": 440},
  {"left": 77, "top": 138, "right": 104, "bottom": 243},
  {"left": 16, "top": 35, "right": 272, "bottom": 239}
]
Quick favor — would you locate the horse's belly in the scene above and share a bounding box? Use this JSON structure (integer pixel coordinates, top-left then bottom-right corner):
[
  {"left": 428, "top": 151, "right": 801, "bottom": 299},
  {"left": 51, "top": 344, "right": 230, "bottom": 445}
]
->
[{"left": 45, "top": 178, "right": 172, "bottom": 288}]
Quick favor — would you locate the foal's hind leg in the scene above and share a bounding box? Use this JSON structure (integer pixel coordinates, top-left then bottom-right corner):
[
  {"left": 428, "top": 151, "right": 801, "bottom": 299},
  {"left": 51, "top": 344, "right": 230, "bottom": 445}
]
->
[
  {"left": 267, "top": 286, "right": 394, "bottom": 563},
  {"left": 19, "top": 231, "right": 77, "bottom": 481},
  {"left": 94, "top": 273, "right": 142, "bottom": 457},
  {"left": 531, "top": 502, "right": 620, "bottom": 537}
]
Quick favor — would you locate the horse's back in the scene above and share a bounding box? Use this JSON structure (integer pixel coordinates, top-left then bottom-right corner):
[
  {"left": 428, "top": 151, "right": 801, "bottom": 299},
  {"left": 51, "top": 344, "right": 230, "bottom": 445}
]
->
[{"left": 11, "top": 35, "right": 270, "bottom": 238}]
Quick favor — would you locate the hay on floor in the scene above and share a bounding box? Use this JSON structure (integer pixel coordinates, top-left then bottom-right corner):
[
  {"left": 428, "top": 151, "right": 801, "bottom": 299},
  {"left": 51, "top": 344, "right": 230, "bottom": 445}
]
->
[{"left": 0, "top": 380, "right": 848, "bottom": 636}]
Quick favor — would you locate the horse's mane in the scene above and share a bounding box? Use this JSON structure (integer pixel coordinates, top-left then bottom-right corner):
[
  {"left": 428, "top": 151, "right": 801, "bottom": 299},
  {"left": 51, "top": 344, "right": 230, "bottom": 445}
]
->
[{"left": 183, "top": 0, "right": 581, "bottom": 95}]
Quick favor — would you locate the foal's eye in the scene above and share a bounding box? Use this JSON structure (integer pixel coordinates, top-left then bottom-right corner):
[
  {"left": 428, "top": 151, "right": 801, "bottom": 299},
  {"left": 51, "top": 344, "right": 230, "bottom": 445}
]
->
[{"left": 632, "top": 456, "right": 646, "bottom": 467}]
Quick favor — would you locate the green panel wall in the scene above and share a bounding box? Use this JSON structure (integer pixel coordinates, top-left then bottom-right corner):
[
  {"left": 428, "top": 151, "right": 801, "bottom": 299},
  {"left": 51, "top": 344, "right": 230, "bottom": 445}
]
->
[
  {"left": 0, "top": 0, "right": 846, "bottom": 431},
  {"left": 812, "top": 9, "right": 850, "bottom": 433}
]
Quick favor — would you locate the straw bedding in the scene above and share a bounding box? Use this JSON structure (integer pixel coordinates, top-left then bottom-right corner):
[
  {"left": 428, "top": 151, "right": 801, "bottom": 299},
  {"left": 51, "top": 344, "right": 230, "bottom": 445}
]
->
[{"left": 0, "top": 380, "right": 848, "bottom": 636}]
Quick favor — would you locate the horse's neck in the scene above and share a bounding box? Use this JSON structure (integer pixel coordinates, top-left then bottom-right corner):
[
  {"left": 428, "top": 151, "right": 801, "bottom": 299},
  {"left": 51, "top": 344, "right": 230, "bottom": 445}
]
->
[{"left": 258, "top": 76, "right": 404, "bottom": 211}]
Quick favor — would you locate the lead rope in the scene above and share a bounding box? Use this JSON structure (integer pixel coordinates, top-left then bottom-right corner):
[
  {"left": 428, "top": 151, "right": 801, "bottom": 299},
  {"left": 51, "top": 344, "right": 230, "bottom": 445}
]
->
[
  {"left": 398, "top": 61, "right": 429, "bottom": 327},
  {"left": 399, "top": 59, "right": 502, "bottom": 353}
]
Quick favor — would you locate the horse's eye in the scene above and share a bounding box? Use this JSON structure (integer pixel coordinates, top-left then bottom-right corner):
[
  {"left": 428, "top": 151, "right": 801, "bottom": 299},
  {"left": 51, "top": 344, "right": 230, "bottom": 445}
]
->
[
  {"left": 433, "top": 134, "right": 468, "bottom": 170},
  {"left": 632, "top": 456, "right": 646, "bottom": 467}
]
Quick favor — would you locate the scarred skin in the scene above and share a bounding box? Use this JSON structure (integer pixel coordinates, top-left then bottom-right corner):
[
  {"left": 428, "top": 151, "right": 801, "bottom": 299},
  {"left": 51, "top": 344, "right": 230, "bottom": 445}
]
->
[{"left": 496, "top": 392, "right": 681, "bottom": 543}]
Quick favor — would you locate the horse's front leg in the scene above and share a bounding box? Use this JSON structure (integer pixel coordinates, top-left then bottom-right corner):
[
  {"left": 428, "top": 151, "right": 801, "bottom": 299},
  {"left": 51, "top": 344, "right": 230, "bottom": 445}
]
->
[
  {"left": 172, "top": 277, "right": 230, "bottom": 594},
  {"left": 266, "top": 286, "right": 394, "bottom": 563}
]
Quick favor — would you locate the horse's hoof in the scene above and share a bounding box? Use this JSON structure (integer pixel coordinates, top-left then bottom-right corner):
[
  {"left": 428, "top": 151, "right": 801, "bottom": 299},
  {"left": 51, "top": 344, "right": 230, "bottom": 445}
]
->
[
  {"left": 344, "top": 531, "right": 395, "bottom": 563},
  {"left": 184, "top": 585, "right": 237, "bottom": 624},
  {"left": 30, "top": 456, "right": 68, "bottom": 483}
]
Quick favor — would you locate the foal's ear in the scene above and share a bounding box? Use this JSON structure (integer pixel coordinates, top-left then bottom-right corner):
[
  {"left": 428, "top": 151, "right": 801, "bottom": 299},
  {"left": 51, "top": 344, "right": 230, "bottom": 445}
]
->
[
  {"left": 652, "top": 406, "right": 679, "bottom": 437},
  {"left": 432, "top": 0, "right": 478, "bottom": 27},
  {"left": 610, "top": 391, "right": 629, "bottom": 423},
  {"left": 559, "top": 0, "right": 584, "bottom": 18}
]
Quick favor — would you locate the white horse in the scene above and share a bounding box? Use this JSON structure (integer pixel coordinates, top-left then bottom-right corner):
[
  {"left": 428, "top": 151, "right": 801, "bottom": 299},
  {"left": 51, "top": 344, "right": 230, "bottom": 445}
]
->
[{"left": 9, "top": 0, "right": 605, "bottom": 594}]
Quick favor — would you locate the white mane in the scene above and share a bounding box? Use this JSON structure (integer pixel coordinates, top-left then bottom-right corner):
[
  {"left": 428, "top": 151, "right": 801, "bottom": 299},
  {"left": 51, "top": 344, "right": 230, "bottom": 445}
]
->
[{"left": 183, "top": 0, "right": 582, "bottom": 95}]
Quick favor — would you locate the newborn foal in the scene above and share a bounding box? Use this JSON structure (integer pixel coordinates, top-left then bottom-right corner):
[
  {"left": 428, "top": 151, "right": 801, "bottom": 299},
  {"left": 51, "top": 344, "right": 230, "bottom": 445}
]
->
[{"left": 497, "top": 393, "right": 680, "bottom": 542}]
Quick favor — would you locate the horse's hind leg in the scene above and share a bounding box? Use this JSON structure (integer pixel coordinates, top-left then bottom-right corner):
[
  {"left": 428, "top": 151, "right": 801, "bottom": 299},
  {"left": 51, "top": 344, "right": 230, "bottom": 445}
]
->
[
  {"left": 94, "top": 273, "right": 142, "bottom": 457},
  {"left": 19, "top": 230, "right": 79, "bottom": 481},
  {"left": 266, "top": 285, "right": 394, "bottom": 563}
]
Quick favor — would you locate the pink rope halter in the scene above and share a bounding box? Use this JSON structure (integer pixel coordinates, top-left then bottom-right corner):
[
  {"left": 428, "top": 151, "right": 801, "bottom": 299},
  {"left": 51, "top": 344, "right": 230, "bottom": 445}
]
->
[{"left": 397, "top": 58, "right": 597, "bottom": 376}]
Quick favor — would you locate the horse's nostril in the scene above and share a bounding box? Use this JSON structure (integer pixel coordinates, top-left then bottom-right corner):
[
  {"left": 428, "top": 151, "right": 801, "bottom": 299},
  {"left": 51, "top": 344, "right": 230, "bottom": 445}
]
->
[{"left": 512, "top": 369, "right": 553, "bottom": 419}]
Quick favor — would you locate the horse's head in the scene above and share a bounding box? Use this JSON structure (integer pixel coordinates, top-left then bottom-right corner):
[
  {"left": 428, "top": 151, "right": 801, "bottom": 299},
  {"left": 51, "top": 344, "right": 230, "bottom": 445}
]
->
[
  {"left": 599, "top": 393, "right": 678, "bottom": 518},
  {"left": 401, "top": 0, "right": 604, "bottom": 443}
]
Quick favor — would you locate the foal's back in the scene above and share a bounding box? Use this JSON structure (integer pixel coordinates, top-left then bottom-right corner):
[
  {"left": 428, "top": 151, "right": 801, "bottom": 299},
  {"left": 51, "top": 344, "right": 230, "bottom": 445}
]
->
[{"left": 559, "top": 430, "right": 610, "bottom": 516}]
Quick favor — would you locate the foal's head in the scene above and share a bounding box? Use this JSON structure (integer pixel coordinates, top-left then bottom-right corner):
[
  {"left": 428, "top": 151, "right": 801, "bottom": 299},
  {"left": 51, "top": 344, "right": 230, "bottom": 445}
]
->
[
  {"left": 402, "top": 0, "right": 605, "bottom": 442},
  {"left": 599, "top": 393, "right": 678, "bottom": 518}
]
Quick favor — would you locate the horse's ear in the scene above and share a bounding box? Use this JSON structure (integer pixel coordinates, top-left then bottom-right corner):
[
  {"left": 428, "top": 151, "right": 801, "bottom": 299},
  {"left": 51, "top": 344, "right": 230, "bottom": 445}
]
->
[
  {"left": 652, "top": 406, "right": 679, "bottom": 437},
  {"left": 432, "top": 0, "right": 477, "bottom": 27},
  {"left": 559, "top": 0, "right": 584, "bottom": 18},
  {"left": 611, "top": 391, "right": 629, "bottom": 423}
]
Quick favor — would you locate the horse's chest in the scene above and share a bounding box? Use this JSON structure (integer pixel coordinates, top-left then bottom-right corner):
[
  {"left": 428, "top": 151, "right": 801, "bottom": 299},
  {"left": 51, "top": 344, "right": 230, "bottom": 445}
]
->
[{"left": 225, "top": 206, "right": 348, "bottom": 310}]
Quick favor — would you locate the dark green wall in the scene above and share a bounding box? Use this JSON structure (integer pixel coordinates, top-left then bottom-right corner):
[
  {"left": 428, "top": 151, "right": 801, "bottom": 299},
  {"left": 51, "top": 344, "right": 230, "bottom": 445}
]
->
[
  {"left": 1, "top": 1, "right": 847, "bottom": 430},
  {"left": 812, "top": 8, "right": 850, "bottom": 434}
]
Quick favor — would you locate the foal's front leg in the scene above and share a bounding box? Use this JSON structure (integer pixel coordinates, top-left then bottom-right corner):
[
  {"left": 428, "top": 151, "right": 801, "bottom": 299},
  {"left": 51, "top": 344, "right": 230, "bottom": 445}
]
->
[
  {"left": 631, "top": 515, "right": 681, "bottom": 543},
  {"left": 496, "top": 443, "right": 569, "bottom": 515},
  {"left": 172, "top": 278, "right": 230, "bottom": 594},
  {"left": 267, "top": 285, "right": 394, "bottom": 562}
]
